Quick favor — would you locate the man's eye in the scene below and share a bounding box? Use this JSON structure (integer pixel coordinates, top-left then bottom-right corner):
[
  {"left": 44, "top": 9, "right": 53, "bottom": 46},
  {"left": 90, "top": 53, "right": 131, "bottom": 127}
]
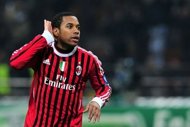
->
[
  {"left": 77, "top": 26, "right": 80, "bottom": 30},
  {"left": 66, "top": 24, "right": 72, "bottom": 29}
]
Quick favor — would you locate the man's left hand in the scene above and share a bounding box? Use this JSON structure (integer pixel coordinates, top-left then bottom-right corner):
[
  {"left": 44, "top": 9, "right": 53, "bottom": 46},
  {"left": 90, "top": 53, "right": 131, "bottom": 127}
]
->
[{"left": 83, "top": 101, "right": 101, "bottom": 123}]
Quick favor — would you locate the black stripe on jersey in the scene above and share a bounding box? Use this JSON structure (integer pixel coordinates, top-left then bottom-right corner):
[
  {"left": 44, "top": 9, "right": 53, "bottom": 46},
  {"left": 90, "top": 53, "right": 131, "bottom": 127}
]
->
[
  {"left": 100, "top": 84, "right": 105, "bottom": 94},
  {"left": 94, "top": 61, "right": 103, "bottom": 86},
  {"left": 38, "top": 54, "right": 55, "bottom": 127},
  {"left": 75, "top": 54, "right": 91, "bottom": 117},
  {"left": 51, "top": 57, "right": 65, "bottom": 127},
  {"left": 33, "top": 49, "right": 52, "bottom": 127},
  {"left": 44, "top": 56, "right": 60, "bottom": 127},
  {"left": 62, "top": 55, "right": 76, "bottom": 126},
  {"left": 84, "top": 54, "right": 91, "bottom": 80},
  {"left": 67, "top": 52, "right": 84, "bottom": 125},
  {"left": 95, "top": 63, "right": 105, "bottom": 94},
  {"left": 58, "top": 57, "right": 72, "bottom": 126},
  {"left": 76, "top": 53, "right": 86, "bottom": 92},
  {"left": 10, "top": 36, "right": 43, "bottom": 62},
  {"left": 66, "top": 52, "right": 78, "bottom": 126},
  {"left": 34, "top": 65, "right": 41, "bottom": 102},
  {"left": 74, "top": 116, "right": 82, "bottom": 126},
  {"left": 96, "top": 59, "right": 107, "bottom": 94},
  {"left": 52, "top": 57, "right": 68, "bottom": 127},
  {"left": 34, "top": 48, "right": 49, "bottom": 102}
]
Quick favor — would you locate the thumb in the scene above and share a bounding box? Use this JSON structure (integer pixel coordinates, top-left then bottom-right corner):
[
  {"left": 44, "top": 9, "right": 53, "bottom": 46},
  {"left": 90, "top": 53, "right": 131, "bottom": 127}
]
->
[{"left": 83, "top": 104, "right": 89, "bottom": 113}]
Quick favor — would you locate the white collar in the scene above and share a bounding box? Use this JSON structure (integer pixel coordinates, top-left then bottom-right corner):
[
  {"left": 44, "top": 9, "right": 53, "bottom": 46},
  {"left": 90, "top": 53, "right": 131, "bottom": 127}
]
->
[{"left": 52, "top": 42, "right": 78, "bottom": 57}]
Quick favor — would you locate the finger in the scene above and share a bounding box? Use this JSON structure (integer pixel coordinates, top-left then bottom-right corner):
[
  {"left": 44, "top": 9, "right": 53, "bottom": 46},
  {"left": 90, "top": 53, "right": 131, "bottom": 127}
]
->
[
  {"left": 94, "top": 110, "right": 100, "bottom": 123},
  {"left": 83, "top": 108, "right": 88, "bottom": 113},
  {"left": 83, "top": 104, "right": 89, "bottom": 113},
  {"left": 89, "top": 106, "right": 98, "bottom": 122},
  {"left": 97, "top": 111, "right": 100, "bottom": 122},
  {"left": 44, "top": 19, "right": 46, "bottom": 28},
  {"left": 92, "top": 109, "right": 98, "bottom": 123},
  {"left": 83, "top": 107, "right": 88, "bottom": 113},
  {"left": 92, "top": 108, "right": 100, "bottom": 123},
  {"left": 88, "top": 105, "right": 94, "bottom": 122},
  {"left": 44, "top": 19, "right": 49, "bottom": 30}
]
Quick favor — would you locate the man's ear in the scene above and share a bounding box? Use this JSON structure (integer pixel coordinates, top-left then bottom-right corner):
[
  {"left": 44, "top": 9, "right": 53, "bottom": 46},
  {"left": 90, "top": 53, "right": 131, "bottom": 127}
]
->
[{"left": 53, "top": 28, "right": 59, "bottom": 37}]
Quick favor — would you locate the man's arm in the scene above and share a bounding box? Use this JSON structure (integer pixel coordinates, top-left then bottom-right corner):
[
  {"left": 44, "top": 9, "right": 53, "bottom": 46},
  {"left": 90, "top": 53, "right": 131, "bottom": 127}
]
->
[
  {"left": 9, "top": 20, "right": 54, "bottom": 70},
  {"left": 84, "top": 53, "right": 112, "bottom": 123}
]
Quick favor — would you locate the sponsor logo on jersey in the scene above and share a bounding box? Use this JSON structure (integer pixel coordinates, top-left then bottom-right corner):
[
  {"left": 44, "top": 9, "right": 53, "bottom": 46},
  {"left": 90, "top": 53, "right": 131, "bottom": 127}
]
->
[
  {"left": 43, "top": 59, "right": 50, "bottom": 65},
  {"left": 44, "top": 76, "right": 75, "bottom": 90}
]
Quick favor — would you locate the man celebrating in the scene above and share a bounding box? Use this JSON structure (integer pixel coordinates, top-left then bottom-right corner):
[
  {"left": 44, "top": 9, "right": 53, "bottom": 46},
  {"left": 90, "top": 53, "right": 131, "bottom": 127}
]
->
[{"left": 9, "top": 12, "right": 111, "bottom": 127}]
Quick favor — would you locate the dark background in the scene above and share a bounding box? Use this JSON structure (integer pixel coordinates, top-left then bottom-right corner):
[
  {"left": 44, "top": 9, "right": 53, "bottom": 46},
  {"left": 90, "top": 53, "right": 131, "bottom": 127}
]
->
[{"left": 0, "top": 0, "right": 190, "bottom": 98}]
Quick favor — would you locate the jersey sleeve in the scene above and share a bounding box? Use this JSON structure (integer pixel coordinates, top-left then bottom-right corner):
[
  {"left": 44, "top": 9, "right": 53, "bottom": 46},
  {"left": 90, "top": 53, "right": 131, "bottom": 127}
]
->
[
  {"left": 88, "top": 54, "right": 112, "bottom": 108},
  {"left": 9, "top": 30, "right": 54, "bottom": 70}
]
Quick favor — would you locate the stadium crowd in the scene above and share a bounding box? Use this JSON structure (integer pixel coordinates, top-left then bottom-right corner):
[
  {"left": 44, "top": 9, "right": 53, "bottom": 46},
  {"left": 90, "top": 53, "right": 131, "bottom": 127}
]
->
[{"left": 0, "top": 0, "right": 190, "bottom": 98}]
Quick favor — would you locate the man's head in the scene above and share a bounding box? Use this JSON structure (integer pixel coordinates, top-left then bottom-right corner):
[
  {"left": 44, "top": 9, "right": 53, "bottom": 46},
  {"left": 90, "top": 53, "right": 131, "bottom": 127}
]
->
[{"left": 51, "top": 12, "right": 80, "bottom": 50}]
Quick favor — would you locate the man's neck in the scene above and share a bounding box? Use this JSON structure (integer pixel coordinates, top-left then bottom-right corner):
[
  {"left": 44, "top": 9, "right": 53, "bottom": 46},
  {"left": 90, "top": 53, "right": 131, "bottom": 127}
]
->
[{"left": 55, "top": 41, "right": 74, "bottom": 53}]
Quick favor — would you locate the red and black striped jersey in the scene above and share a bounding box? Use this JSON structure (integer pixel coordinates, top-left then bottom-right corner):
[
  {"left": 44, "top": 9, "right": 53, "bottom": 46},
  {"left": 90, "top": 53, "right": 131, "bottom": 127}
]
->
[{"left": 9, "top": 33, "right": 111, "bottom": 127}]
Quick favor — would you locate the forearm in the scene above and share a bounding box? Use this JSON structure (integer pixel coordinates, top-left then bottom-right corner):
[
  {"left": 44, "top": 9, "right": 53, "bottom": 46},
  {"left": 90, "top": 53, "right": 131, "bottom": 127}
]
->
[
  {"left": 91, "top": 85, "right": 112, "bottom": 108},
  {"left": 9, "top": 31, "right": 54, "bottom": 69},
  {"left": 89, "top": 59, "right": 112, "bottom": 108}
]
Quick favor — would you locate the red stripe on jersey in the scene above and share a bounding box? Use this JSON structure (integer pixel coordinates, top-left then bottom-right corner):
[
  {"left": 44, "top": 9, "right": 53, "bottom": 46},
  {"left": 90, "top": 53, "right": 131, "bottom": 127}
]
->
[
  {"left": 34, "top": 48, "right": 52, "bottom": 102},
  {"left": 56, "top": 57, "right": 69, "bottom": 126},
  {"left": 33, "top": 50, "right": 53, "bottom": 126},
  {"left": 38, "top": 53, "right": 55, "bottom": 127},
  {"left": 44, "top": 55, "right": 60, "bottom": 127},
  {"left": 66, "top": 50, "right": 82, "bottom": 126},
  {"left": 33, "top": 49, "right": 53, "bottom": 126},
  {"left": 64, "top": 53, "right": 77, "bottom": 126},
  {"left": 71, "top": 53, "right": 89, "bottom": 126},
  {"left": 60, "top": 54, "right": 76, "bottom": 123},
  {"left": 49, "top": 57, "right": 65, "bottom": 126},
  {"left": 72, "top": 52, "right": 84, "bottom": 115}
]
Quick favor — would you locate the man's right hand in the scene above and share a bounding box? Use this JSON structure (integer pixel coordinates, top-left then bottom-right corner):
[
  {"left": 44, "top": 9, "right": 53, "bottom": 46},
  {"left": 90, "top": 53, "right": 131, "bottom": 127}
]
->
[{"left": 44, "top": 19, "right": 53, "bottom": 35}]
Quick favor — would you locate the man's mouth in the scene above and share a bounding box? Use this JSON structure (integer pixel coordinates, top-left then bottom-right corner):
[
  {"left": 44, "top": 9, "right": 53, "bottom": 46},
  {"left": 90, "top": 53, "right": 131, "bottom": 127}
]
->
[{"left": 71, "top": 36, "right": 80, "bottom": 43}]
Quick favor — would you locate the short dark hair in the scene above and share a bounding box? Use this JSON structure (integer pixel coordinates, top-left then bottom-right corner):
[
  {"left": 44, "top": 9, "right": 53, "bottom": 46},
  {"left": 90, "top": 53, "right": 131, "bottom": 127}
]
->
[{"left": 51, "top": 12, "right": 76, "bottom": 28}]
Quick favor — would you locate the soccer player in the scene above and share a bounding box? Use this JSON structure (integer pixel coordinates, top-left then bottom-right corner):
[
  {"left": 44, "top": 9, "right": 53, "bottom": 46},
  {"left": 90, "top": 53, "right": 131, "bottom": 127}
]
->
[{"left": 9, "top": 12, "right": 111, "bottom": 127}]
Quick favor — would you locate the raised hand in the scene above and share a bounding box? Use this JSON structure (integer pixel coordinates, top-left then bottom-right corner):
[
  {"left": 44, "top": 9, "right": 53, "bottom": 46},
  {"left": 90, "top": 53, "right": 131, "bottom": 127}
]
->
[{"left": 44, "top": 19, "right": 53, "bottom": 35}]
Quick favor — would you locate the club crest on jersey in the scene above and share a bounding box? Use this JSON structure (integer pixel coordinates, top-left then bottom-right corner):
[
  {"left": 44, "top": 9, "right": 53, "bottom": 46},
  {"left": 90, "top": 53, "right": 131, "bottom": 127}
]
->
[
  {"left": 76, "top": 65, "right": 82, "bottom": 76},
  {"left": 59, "top": 61, "right": 65, "bottom": 72}
]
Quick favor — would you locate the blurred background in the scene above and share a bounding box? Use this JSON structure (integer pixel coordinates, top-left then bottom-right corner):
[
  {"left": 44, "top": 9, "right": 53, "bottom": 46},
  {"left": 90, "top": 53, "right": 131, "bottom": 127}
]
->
[{"left": 1, "top": 0, "right": 190, "bottom": 127}]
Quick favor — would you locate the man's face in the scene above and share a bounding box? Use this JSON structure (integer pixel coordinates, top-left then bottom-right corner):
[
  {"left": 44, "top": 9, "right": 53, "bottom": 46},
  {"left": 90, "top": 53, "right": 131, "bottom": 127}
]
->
[{"left": 54, "top": 16, "right": 80, "bottom": 49}]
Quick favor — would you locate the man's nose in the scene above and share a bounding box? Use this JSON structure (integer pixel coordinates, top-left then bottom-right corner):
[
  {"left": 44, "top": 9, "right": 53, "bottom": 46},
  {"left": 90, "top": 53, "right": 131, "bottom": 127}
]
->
[
  {"left": 74, "top": 28, "right": 80, "bottom": 34},
  {"left": 74, "top": 27, "right": 80, "bottom": 34}
]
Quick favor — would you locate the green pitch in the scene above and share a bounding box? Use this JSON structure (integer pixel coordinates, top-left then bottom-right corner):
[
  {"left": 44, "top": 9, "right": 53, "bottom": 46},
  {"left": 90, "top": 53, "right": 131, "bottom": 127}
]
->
[{"left": 0, "top": 98, "right": 128, "bottom": 127}]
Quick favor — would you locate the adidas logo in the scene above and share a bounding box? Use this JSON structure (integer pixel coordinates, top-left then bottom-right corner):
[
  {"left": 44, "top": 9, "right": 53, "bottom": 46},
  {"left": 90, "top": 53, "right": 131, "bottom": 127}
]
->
[{"left": 43, "top": 59, "right": 50, "bottom": 65}]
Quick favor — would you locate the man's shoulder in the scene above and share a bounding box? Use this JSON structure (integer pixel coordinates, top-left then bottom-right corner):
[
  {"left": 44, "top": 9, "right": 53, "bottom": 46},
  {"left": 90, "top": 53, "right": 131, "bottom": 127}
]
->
[
  {"left": 77, "top": 46, "right": 102, "bottom": 64},
  {"left": 77, "top": 46, "right": 91, "bottom": 55},
  {"left": 77, "top": 46, "right": 95, "bottom": 57}
]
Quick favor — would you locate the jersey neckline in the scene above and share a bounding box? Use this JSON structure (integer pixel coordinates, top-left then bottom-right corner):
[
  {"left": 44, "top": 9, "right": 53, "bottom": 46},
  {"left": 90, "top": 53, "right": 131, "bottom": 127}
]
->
[{"left": 52, "top": 42, "right": 78, "bottom": 57}]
